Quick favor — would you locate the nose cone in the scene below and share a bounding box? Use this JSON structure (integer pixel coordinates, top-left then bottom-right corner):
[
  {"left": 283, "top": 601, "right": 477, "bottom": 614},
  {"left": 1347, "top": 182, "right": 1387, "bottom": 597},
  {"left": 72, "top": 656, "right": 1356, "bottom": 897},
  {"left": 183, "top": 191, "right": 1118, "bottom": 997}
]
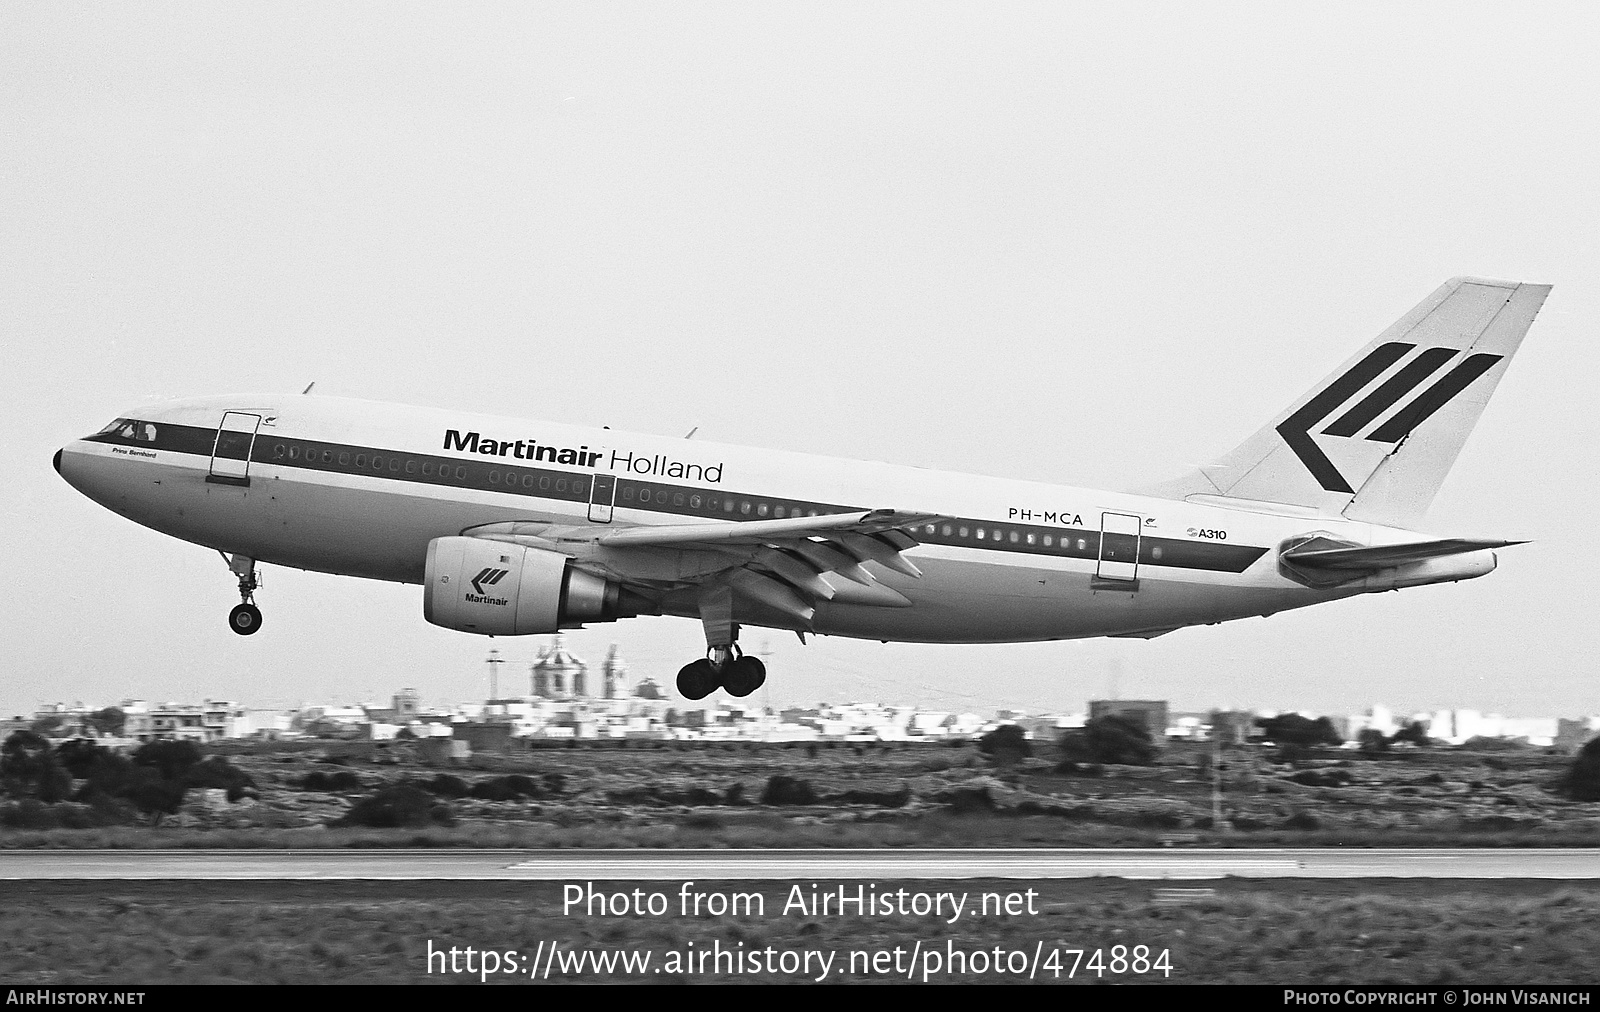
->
[{"left": 53, "top": 448, "right": 63, "bottom": 475}]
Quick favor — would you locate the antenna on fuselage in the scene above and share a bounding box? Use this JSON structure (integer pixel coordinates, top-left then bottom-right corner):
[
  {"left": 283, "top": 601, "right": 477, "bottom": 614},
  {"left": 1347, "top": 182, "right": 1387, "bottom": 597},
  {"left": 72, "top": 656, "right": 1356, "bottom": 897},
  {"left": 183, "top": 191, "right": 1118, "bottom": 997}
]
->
[
  {"left": 301, "top": 382, "right": 316, "bottom": 394},
  {"left": 684, "top": 426, "right": 698, "bottom": 440}
]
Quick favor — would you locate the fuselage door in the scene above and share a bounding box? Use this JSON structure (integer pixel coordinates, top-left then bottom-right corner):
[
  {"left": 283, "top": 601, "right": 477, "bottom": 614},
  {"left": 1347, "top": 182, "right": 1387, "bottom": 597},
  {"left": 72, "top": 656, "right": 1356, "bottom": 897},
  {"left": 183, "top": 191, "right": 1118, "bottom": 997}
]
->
[
  {"left": 208, "top": 411, "right": 262, "bottom": 487},
  {"left": 1096, "top": 511, "right": 1142, "bottom": 586},
  {"left": 588, "top": 472, "right": 617, "bottom": 523}
]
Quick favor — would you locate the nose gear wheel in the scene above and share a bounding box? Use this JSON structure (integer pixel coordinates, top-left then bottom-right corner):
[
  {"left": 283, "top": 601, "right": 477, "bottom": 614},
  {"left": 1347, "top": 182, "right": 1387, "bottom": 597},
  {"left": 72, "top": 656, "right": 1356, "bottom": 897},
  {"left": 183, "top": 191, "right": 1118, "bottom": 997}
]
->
[{"left": 223, "top": 553, "right": 263, "bottom": 635}]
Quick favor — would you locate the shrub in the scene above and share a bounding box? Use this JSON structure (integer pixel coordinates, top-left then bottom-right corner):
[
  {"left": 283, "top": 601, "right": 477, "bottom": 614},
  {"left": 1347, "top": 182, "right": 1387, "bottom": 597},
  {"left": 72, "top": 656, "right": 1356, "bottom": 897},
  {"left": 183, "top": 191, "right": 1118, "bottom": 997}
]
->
[
  {"left": 467, "top": 775, "right": 541, "bottom": 801},
  {"left": 338, "top": 785, "right": 455, "bottom": 828},
  {"left": 1357, "top": 729, "right": 1390, "bottom": 756},
  {"left": 132, "top": 740, "right": 203, "bottom": 781},
  {"left": 830, "top": 786, "right": 912, "bottom": 807},
  {"left": 122, "top": 766, "right": 187, "bottom": 822},
  {"left": 1, "top": 731, "right": 72, "bottom": 803},
  {"left": 1058, "top": 715, "right": 1156, "bottom": 767},
  {"left": 421, "top": 774, "right": 470, "bottom": 798},
  {"left": 1392, "top": 721, "right": 1433, "bottom": 746},
  {"left": 1559, "top": 738, "right": 1600, "bottom": 802},
  {"left": 1256, "top": 714, "right": 1343, "bottom": 749},
  {"left": 184, "top": 756, "right": 258, "bottom": 802},
  {"left": 760, "top": 776, "right": 818, "bottom": 805},
  {"left": 933, "top": 785, "right": 995, "bottom": 813},
  {"left": 300, "top": 770, "right": 364, "bottom": 792},
  {"left": 0, "top": 800, "right": 61, "bottom": 829},
  {"left": 56, "top": 739, "right": 111, "bottom": 779},
  {"left": 977, "top": 725, "right": 1032, "bottom": 763}
]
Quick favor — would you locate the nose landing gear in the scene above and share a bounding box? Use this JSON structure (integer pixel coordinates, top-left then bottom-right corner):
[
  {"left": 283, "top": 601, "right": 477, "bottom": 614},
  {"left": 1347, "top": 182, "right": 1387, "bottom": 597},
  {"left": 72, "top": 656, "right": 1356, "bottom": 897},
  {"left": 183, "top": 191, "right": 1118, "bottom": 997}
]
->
[{"left": 223, "top": 553, "right": 263, "bottom": 636}]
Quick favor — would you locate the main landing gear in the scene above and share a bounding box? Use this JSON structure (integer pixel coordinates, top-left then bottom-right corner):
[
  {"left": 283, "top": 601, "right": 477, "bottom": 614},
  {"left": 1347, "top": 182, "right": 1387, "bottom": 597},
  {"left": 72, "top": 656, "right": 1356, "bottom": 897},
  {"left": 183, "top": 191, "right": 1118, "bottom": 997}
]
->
[
  {"left": 676, "top": 645, "right": 766, "bottom": 701},
  {"left": 676, "top": 584, "right": 766, "bottom": 699},
  {"left": 223, "top": 553, "right": 262, "bottom": 636}
]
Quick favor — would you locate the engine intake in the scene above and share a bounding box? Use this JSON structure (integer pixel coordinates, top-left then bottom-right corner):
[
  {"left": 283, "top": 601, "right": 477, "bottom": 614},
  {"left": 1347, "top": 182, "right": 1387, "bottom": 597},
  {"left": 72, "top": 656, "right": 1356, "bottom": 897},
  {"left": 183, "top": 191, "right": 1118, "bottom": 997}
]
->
[{"left": 423, "top": 536, "right": 651, "bottom": 635}]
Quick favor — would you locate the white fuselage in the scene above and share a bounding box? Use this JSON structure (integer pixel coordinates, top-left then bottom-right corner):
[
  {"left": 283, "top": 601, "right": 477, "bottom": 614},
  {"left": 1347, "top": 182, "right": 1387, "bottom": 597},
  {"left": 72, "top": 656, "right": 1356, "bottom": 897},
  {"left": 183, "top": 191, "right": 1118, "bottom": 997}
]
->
[{"left": 56, "top": 394, "right": 1472, "bottom": 643}]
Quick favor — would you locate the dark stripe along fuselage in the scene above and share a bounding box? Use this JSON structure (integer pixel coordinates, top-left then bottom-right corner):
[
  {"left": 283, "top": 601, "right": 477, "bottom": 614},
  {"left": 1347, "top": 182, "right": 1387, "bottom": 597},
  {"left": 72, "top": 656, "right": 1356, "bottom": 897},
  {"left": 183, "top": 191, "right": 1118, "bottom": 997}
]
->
[{"left": 85, "top": 422, "right": 1267, "bottom": 575}]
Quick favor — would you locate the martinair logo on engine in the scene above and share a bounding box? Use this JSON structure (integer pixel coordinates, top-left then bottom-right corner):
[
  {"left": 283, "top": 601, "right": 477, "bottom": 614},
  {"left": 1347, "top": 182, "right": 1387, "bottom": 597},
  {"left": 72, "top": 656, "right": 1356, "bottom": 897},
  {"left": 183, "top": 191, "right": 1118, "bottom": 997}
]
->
[{"left": 467, "top": 567, "right": 509, "bottom": 605}]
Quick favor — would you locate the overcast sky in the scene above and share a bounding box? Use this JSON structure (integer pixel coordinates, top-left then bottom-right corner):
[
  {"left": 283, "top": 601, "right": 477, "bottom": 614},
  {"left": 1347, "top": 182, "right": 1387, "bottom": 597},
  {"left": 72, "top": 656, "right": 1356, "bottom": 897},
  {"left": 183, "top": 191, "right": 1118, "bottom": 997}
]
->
[{"left": 4, "top": 3, "right": 1597, "bottom": 720}]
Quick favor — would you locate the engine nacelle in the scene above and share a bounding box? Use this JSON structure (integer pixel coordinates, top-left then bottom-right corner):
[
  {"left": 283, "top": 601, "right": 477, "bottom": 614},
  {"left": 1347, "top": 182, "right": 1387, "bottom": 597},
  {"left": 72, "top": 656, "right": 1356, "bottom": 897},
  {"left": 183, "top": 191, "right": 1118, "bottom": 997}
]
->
[{"left": 423, "top": 536, "right": 650, "bottom": 635}]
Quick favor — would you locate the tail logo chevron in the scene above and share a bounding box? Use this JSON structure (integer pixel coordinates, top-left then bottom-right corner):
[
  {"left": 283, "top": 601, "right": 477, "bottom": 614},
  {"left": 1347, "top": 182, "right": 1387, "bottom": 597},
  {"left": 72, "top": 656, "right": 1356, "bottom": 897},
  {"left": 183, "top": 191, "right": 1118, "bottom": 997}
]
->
[
  {"left": 1276, "top": 342, "right": 1504, "bottom": 494},
  {"left": 471, "top": 568, "right": 509, "bottom": 595}
]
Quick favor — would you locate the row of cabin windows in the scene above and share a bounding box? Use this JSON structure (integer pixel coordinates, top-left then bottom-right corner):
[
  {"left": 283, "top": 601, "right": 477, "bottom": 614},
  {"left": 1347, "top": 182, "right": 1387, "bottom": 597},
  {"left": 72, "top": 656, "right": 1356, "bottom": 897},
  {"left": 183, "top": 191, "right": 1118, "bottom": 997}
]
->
[
  {"left": 913, "top": 523, "right": 1164, "bottom": 560},
  {"left": 489, "top": 471, "right": 585, "bottom": 495},
  {"left": 619, "top": 485, "right": 825, "bottom": 518},
  {"left": 274, "top": 444, "right": 468, "bottom": 480}
]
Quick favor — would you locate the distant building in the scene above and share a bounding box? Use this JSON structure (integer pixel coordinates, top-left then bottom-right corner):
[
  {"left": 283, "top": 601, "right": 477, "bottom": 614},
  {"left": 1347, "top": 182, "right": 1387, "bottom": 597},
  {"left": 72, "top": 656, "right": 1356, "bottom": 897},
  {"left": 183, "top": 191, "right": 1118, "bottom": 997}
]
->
[
  {"left": 364, "top": 689, "right": 423, "bottom": 725},
  {"left": 455, "top": 721, "right": 515, "bottom": 753},
  {"left": 1013, "top": 715, "right": 1067, "bottom": 741},
  {"left": 1207, "top": 709, "right": 1255, "bottom": 745},
  {"left": 601, "top": 645, "right": 629, "bottom": 699},
  {"left": 531, "top": 636, "right": 588, "bottom": 699},
  {"left": 1089, "top": 700, "right": 1170, "bottom": 746},
  {"left": 123, "top": 700, "right": 251, "bottom": 743},
  {"left": 1555, "top": 718, "right": 1600, "bottom": 754}
]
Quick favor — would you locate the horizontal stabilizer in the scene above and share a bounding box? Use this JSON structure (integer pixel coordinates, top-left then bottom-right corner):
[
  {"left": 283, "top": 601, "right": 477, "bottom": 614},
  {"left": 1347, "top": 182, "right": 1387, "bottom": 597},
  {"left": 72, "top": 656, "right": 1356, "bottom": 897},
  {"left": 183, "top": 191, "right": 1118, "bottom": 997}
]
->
[{"left": 1282, "top": 537, "right": 1523, "bottom": 571}]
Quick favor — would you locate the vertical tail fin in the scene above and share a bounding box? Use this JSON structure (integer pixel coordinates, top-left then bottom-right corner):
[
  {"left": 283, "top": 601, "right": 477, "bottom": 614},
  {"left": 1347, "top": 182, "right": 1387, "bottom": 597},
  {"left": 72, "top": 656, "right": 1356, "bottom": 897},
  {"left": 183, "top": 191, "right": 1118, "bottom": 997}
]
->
[{"left": 1137, "top": 277, "right": 1550, "bottom": 527}]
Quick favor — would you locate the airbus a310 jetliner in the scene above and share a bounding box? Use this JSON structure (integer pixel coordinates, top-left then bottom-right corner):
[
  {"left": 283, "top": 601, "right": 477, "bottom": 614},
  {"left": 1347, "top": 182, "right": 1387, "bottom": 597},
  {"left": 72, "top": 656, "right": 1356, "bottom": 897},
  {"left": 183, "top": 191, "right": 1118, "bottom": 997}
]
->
[{"left": 56, "top": 277, "right": 1547, "bottom": 699}]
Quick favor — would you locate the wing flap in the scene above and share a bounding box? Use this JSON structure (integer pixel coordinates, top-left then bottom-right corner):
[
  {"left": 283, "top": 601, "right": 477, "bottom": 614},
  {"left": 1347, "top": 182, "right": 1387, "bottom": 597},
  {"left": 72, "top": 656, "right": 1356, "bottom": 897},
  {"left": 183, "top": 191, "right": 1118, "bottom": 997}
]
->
[{"left": 592, "top": 508, "right": 934, "bottom": 547}]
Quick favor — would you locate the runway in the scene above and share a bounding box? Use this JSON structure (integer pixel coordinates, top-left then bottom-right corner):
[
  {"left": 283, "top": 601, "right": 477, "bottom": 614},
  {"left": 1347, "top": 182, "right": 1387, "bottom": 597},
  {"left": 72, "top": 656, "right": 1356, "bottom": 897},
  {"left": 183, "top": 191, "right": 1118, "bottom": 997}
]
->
[{"left": 1, "top": 848, "right": 1598, "bottom": 880}]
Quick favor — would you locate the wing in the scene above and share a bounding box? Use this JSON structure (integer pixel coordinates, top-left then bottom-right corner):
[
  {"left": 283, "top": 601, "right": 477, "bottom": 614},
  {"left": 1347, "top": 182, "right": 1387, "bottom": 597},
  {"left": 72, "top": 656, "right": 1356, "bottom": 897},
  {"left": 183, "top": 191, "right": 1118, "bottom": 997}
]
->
[{"left": 464, "top": 508, "right": 942, "bottom": 628}]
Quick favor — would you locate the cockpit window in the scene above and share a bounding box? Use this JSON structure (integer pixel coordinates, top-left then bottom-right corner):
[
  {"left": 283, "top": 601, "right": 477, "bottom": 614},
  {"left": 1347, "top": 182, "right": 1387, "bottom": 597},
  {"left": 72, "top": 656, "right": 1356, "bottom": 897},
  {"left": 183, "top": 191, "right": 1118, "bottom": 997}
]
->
[{"left": 98, "top": 418, "right": 157, "bottom": 442}]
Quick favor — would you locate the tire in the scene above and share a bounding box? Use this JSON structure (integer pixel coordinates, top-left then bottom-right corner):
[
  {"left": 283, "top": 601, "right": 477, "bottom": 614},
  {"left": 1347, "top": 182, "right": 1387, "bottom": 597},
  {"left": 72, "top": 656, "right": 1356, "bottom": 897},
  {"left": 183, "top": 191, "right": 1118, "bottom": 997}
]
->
[
  {"left": 229, "top": 603, "right": 263, "bottom": 636},
  {"left": 675, "top": 658, "right": 718, "bottom": 700},
  {"left": 722, "top": 656, "right": 766, "bottom": 697}
]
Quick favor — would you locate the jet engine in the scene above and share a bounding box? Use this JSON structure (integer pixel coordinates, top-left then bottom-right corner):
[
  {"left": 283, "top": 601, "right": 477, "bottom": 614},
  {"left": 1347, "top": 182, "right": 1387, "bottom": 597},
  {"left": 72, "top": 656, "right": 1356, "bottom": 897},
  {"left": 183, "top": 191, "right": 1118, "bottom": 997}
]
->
[{"left": 423, "top": 536, "right": 651, "bottom": 635}]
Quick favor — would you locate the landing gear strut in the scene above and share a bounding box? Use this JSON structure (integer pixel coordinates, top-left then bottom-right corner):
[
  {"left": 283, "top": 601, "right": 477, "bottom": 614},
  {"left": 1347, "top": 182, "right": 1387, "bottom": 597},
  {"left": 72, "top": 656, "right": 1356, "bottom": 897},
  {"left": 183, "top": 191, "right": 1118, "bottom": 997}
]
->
[
  {"left": 224, "top": 553, "right": 262, "bottom": 636},
  {"left": 675, "top": 584, "right": 766, "bottom": 699}
]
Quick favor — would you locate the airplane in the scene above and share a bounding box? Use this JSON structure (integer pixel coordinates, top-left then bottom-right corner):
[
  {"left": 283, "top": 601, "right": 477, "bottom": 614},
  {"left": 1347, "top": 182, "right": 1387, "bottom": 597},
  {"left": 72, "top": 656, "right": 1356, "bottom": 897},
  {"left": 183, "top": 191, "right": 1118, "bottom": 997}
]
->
[{"left": 54, "top": 277, "right": 1548, "bottom": 700}]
